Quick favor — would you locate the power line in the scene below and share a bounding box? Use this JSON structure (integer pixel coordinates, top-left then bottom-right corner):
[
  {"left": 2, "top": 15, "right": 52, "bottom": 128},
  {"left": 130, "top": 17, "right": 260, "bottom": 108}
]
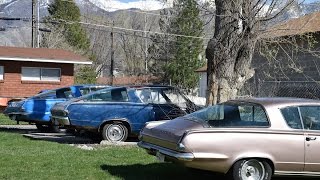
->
[
  {"left": 0, "top": 16, "right": 213, "bottom": 40},
  {"left": 55, "top": 18, "right": 211, "bottom": 40}
]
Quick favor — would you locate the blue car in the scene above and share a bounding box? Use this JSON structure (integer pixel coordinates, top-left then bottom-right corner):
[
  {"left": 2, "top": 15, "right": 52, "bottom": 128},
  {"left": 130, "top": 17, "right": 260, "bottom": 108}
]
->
[
  {"left": 4, "top": 85, "right": 109, "bottom": 132},
  {"left": 50, "top": 85, "right": 200, "bottom": 142}
]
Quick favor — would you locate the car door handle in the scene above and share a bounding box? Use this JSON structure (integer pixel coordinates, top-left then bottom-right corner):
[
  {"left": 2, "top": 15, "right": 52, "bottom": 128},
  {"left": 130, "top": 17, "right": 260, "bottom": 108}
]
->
[{"left": 306, "top": 137, "right": 317, "bottom": 141}]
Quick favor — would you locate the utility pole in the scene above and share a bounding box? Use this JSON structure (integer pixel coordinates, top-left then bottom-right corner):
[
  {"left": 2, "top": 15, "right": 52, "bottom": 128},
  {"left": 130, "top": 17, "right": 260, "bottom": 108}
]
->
[
  {"left": 110, "top": 21, "right": 115, "bottom": 85},
  {"left": 36, "top": 0, "right": 40, "bottom": 48},
  {"left": 31, "top": 0, "right": 37, "bottom": 48},
  {"left": 144, "top": 0, "right": 148, "bottom": 73}
]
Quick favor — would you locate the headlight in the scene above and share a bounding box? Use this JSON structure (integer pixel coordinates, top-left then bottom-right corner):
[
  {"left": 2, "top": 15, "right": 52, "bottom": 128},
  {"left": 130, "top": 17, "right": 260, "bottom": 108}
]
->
[
  {"left": 62, "top": 110, "right": 69, "bottom": 116},
  {"left": 177, "top": 143, "right": 186, "bottom": 151}
]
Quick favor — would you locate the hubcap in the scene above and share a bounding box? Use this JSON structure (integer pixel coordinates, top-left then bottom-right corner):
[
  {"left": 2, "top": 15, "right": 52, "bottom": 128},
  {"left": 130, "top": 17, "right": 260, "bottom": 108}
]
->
[
  {"left": 106, "top": 124, "right": 124, "bottom": 142},
  {"left": 240, "top": 160, "right": 265, "bottom": 180}
]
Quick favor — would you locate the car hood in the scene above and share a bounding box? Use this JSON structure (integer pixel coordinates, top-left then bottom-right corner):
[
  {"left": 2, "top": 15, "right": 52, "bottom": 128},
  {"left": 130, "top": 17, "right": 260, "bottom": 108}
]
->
[{"left": 141, "top": 116, "right": 208, "bottom": 146}]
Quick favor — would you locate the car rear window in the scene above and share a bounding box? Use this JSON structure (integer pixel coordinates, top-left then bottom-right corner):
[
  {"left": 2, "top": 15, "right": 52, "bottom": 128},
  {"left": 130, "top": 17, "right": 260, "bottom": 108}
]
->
[{"left": 186, "top": 103, "right": 269, "bottom": 127}]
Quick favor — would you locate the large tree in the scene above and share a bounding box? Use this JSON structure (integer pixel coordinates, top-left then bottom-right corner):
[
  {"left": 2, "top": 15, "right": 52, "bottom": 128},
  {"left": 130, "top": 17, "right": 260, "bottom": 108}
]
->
[{"left": 206, "top": 0, "right": 296, "bottom": 105}]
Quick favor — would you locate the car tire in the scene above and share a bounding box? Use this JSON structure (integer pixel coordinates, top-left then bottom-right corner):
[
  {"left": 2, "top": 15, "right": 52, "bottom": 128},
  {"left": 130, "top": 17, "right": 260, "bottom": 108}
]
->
[
  {"left": 35, "top": 124, "right": 49, "bottom": 132},
  {"left": 102, "top": 122, "right": 128, "bottom": 142},
  {"left": 229, "top": 159, "right": 272, "bottom": 180},
  {"left": 49, "top": 124, "right": 60, "bottom": 133},
  {"left": 35, "top": 124, "right": 60, "bottom": 133}
]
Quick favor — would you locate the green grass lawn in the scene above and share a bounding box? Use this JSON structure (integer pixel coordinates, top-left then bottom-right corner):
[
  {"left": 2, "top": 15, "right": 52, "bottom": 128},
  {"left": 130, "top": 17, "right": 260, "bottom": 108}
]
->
[
  {"left": 0, "top": 130, "right": 222, "bottom": 180},
  {"left": 0, "top": 113, "right": 17, "bottom": 125},
  {"left": 0, "top": 113, "right": 28, "bottom": 125}
]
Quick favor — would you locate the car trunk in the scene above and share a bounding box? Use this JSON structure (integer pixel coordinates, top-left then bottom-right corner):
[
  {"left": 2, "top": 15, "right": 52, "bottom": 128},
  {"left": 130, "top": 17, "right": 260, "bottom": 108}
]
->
[{"left": 141, "top": 117, "right": 207, "bottom": 150}]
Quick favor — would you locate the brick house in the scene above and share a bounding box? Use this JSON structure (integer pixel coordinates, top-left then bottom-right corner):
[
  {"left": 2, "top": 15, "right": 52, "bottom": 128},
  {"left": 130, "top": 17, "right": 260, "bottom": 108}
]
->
[
  {"left": 196, "top": 11, "right": 320, "bottom": 98},
  {"left": 0, "top": 46, "right": 91, "bottom": 106}
]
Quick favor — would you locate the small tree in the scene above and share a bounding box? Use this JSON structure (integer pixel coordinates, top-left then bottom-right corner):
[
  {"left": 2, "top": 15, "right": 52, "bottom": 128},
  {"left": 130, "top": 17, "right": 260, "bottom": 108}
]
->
[
  {"left": 45, "top": 0, "right": 97, "bottom": 84},
  {"left": 149, "top": 0, "right": 204, "bottom": 89},
  {"left": 47, "top": 0, "right": 90, "bottom": 51}
]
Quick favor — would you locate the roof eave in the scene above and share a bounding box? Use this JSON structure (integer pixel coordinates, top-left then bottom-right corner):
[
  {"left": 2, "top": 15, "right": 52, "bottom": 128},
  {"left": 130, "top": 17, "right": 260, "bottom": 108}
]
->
[{"left": 0, "top": 57, "right": 92, "bottom": 65}]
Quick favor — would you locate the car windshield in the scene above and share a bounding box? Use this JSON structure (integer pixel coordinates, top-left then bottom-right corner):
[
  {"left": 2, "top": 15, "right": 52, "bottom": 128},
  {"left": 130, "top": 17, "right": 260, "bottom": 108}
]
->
[
  {"left": 32, "top": 88, "right": 74, "bottom": 99},
  {"left": 136, "top": 87, "right": 188, "bottom": 109},
  {"left": 185, "top": 102, "right": 269, "bottom": 127}
]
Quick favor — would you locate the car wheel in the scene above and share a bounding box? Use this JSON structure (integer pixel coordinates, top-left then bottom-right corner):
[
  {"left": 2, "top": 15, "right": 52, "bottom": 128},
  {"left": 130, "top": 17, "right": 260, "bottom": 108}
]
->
[
  {"left": 35, "top": 124, "right": 60, "bottom": 133},
  {"left": 230, "top": 159, "right": 272, "bottom": 180},
  {"left": 49, "top": 124, "right": 60, "bottom": 133},
  {"left": 35, "top": 124, "right": 49, "bottom": 132},
  {"left": 102, "top": 123, "right": 128, "bottom": 142}
]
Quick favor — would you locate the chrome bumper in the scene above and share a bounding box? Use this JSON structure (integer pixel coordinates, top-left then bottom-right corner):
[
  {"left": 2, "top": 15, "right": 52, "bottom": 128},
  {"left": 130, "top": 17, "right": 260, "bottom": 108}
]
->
[
  {"left": 138, "top": 141, "right": 194, "bottom": 161},
  {"left": 51, "top": 116, "right": 70, "bottom": 126}
]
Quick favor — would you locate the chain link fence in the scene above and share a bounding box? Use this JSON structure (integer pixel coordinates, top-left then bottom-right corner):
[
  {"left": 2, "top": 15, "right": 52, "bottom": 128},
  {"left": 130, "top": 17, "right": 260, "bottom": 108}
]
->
[{"left": 239, "top": 81, "right": 320, "bottom": 100}]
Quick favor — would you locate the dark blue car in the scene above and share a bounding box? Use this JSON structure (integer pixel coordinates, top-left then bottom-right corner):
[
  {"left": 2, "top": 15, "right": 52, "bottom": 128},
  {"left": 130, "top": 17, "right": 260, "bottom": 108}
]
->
[
  {"left": 51, "top": 86, "right": 200, "bottom": 141},
  {"left": 4, "top": 85, "right": 108, "bottom": 132}
]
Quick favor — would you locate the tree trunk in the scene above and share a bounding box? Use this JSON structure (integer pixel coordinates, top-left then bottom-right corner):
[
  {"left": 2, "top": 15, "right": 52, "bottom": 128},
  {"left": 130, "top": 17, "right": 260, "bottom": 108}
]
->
[{"left": 206, "top": 0, "right": 257, "bottom": 105}]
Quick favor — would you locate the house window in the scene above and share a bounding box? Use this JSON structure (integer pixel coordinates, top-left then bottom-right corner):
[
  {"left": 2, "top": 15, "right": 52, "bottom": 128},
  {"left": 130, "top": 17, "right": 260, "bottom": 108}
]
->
[
  {"left": 0, "top": 66, "right": 3, "bottom": 80},
  {"left": 21, "top": 67, "right": 61, "bottom": 81}
]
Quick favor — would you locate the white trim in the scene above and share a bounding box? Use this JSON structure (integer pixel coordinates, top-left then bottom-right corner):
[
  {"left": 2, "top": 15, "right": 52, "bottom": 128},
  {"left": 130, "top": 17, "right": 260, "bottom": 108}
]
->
[{"left": 0, "top": 57, "right": 92, "bottom": 65}]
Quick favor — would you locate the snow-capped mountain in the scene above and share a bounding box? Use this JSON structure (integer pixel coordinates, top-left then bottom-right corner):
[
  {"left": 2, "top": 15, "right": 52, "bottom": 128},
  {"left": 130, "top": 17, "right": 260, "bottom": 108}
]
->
[{"left": 1, "top": 0, "right": 320, "bottom": 47}]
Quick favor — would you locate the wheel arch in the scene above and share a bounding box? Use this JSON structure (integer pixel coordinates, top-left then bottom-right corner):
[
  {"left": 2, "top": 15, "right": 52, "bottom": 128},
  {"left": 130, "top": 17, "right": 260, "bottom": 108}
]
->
[
  {"left": 227, "top": 155, "right": 275, "bottom": 175},
  {"left": 98, "top": 118, "right": 132, "bottom": 135}
]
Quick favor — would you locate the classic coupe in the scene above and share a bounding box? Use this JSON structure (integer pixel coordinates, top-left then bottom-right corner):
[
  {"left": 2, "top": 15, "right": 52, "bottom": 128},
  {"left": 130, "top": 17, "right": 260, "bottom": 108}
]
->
[
  {"left": 51, "top": 86, "right": 199, "bottom": 142},
  {"left": 138, "top": 98, "right": 320, "bottom": 180},
  {"left": 4, "top": 85, "right": 108, "bottom": 132}
]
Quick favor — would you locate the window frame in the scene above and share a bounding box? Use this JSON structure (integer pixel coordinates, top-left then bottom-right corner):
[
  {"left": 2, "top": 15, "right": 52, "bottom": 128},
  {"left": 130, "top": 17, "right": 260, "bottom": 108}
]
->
[
  {"left": 280, "top": 105, "right": 320, "bottom": 131},
  {"left": 0, "top": 66, "right": 3, "bottom": 80},
  {"left": 21, "top": 67, "right": 61, "bottom": 82}
]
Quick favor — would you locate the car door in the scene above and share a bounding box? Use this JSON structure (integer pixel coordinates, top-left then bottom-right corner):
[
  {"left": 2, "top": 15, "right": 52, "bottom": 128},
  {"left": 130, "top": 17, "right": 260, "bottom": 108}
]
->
[{"left": 299, "top": 106, "right": 320, "bottom": 172}]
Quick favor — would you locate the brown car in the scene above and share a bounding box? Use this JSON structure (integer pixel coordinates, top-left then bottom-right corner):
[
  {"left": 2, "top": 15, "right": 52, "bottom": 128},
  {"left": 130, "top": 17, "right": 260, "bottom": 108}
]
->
[{"left": 138, "top": 98, "right": 320, "bottom": 180}]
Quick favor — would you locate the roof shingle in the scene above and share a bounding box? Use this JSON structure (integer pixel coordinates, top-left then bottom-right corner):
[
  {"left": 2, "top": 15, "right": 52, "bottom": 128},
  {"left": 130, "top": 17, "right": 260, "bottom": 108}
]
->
[{"left": 0, "top": 46, "right": 91, "bottom": 64}]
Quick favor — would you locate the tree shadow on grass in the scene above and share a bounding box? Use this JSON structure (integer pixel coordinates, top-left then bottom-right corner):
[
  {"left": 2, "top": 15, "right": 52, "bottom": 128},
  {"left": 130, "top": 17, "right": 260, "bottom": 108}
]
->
[{"left": 101, "top": 163, "right": 224, "bottom": 180}]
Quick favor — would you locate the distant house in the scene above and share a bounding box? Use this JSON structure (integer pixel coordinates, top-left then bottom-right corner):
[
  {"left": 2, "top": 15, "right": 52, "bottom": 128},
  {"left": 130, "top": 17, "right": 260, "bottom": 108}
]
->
[
  {"left": 196, "top": 12, "right": 320, "bottom": 98},
  {"left": 0, "top": 46, "right": 91, "bottom": 107}
]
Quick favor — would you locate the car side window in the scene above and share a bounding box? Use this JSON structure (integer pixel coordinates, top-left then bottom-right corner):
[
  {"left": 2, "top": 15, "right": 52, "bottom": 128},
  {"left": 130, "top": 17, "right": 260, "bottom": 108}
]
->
[
  {"left": 280, "top": 107, "right": 303, "bottom": 129},
  {"left": 86, "top": 90, "right": 112, "bottom": 101},
  {"left": 299, "top": 106, "right": 320, "bottom": 130},
  {"left": 111, "top": 88, "right": 129, "bottom": 102}
]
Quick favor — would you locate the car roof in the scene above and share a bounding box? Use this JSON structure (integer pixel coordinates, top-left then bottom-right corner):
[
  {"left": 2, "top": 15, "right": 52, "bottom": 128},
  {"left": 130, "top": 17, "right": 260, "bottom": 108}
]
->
[
  {"left": 127, "top": 85, "right": 174, "bottom": 88},
  {"left": 74, "top": 84, "right": 110, "bottom": 88},
  {"left": 228, "top": 97, "right": 320, "bottom": 108}
]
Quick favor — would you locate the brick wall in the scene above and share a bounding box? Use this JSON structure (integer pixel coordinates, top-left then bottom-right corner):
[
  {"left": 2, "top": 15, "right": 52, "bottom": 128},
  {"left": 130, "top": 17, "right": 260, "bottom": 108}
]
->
[{"left": 0, "top": 60, "right": 74, "bottom": 98}]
